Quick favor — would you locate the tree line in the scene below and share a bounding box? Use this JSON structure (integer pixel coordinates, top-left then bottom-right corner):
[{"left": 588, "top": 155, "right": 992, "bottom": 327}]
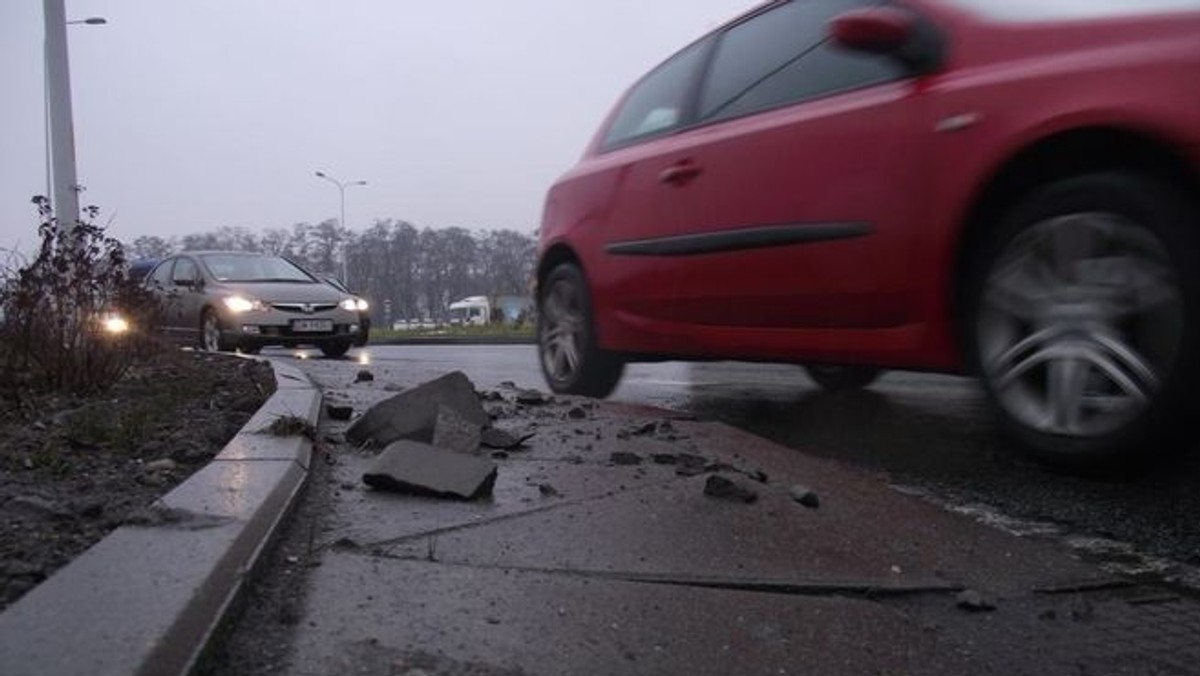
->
[{"left": 124, "top": 220, "right": 537, "bottom": 324}]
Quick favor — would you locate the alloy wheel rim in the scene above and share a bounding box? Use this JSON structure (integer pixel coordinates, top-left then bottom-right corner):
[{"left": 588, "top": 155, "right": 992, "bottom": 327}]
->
[
  {"left": 977, "top": 211, "right": 1183, "bottom": 438},
  {"left": 540, "top": 279, "right": 585, "bottom": 383}
]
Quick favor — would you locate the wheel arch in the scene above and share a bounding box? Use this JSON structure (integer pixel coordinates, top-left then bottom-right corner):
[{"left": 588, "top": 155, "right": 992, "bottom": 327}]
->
[
  {"left": 949, "top": 125, "right": 1200, "bottom": 370},
  {"left": 536, "top": 243, "right": 585, "bottom": 297}
]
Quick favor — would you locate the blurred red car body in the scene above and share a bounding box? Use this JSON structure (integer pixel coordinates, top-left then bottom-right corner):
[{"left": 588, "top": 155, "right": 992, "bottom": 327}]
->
[{"left": 536, "top": 0, "right": 1200, "bottom": 467}]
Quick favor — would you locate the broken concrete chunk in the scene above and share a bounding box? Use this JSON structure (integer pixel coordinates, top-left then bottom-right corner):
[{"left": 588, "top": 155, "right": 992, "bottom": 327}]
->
[
  {"left": 703, "top": 475, "right": 758, "bottom": 503},
  {"left": 143, "top": 458, "right": 178, "bottom": 473},
  {"left": 362, "top": 440, "right": 498, "bottom": 500},
  {"left": 516, "top": 389, "right": 549, "bottom": 405},
  {"left": 480, "top": 426, "right": 535, "bottom": 450},
  {"left": 432, "top": 404, "right": 482, "bottom": 455},
  {"left": 789, "top": 485, "right": 820, "bottom": 509},
  {"left": 955, "top": 589, "right": 996, "bottom": 612},
  {"left": 326, "top": 404, "right": 353, "bottom": 421},
  {"left": 354, "top": 370, "right": 375, "bottom": 383},
  {"left": 346, "top": 371, "right": 489, "bottom": 448},
  {"left": 609, "top": 451, "right": 643, "bottom": 466},
  {"left": 516, "top": 389, "right": 552, "bottom": 405}
]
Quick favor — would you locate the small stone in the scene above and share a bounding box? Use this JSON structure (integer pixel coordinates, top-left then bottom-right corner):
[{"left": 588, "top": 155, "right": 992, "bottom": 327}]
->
[
  {"left": 610, "top": 452, "right": 643, "bottom": 466},
  {"left": 326, "top": 404, "right": 353, "bottom": 421},
  {"left": 516, "top": 389, "right": 548, "bottom": 405},
  {"left": 354, "top": 370, "right": 375, "bottom": 383},
  {"left": 339, "top": 482, "right": 356, "bottom": 491},
  {"left": 9, "top": 495, "right": 70, "bottom": 519},
  {"left": 538, "top": 484, "right": 561, "bottom": 498},
  {"left": 499, "top": 381, "right": 517, "bottom": 390},
  {"left": 567, "top": 406, "right": 588, "bottom": 420},
  {"left": 70, "top": 497, "right": 105, "bottom": 519},
  {"left": 491, "top": 451, "right": 509, "bottom": 460},
  {"left": 651, "top": 454, "right": 678, "bottom": 465},
  {"left": 703, "top": 475, "right": 758, "bottom": 503},
  {"left": 789, "top": 485, "right": 820, "bottom": 509},
  {"left": 144, "top": 458, "right": 179, "bottom": 473},
  {"left": 481, "top": 426, "right": 534, "bottom": 450},
  {"left": 955, "top": 589, "right": 996, "bottom": 612},
  {"left": 746, "top": 469, "right": 768, "bottom": 484},
  {"left": 631, "top": 422, "right": 658, "bottom": 436}
]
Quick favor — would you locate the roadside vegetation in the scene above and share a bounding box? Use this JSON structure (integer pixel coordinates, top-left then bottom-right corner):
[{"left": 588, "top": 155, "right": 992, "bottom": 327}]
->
[
  {"left": 0, "top": 198, "right": 277, "bottom": 610},
  {"left": 0, "top": 197, "right": 163, "bottom": 401}
]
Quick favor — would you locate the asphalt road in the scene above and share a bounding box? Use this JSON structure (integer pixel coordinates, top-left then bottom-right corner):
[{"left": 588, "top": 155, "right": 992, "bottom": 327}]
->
[{"left": 275, "top": 344, "right": 1200, "bottom": 591}]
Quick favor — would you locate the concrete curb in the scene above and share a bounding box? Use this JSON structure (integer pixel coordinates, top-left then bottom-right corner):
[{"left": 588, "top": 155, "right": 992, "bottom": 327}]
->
[{"left": 0, "top": 357, "right": 321, "bottom": 676}]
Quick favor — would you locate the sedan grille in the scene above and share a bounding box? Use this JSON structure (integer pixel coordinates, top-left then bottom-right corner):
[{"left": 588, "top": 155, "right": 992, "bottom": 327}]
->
[{"left": 270, "top": 303, "right": 339, "bottom": 314}]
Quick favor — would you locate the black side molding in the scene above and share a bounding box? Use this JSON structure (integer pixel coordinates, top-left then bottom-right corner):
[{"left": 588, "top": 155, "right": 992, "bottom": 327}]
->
[{"left": 605, "top": 222, "right": 872, "bottom": 257}]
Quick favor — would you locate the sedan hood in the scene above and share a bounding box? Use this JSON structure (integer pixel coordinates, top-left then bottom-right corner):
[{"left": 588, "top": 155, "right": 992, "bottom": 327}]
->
[{"left": 211, "top": 281, "right": 348, "bottom": 304}]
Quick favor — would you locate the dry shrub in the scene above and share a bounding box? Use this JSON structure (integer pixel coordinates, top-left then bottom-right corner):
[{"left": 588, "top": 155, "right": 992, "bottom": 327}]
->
[{"left": 0, "top": 198, "right": 165, "bottom": 401}]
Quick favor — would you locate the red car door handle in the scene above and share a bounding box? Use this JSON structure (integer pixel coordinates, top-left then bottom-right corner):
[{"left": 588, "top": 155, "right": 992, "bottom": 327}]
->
[{"left": 659, "top": 162, "right": 703, "bottom": 186}]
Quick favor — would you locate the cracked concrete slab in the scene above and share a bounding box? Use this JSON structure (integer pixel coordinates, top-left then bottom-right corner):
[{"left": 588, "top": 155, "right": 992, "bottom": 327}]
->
[
  {"left": 282, "top": 554, "right": 974, "bottom": 676},
  {"left": 321, "top": 452, "right": 671, "bottom": 547}
]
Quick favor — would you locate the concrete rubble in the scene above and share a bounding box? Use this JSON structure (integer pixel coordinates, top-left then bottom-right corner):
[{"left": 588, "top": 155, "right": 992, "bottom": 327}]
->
[
  {"left": 346, "top": 371, "right": 489, "bottom": 448},
  {"left": 362, "top": 440, "right": 498, "bottom": 500},
  {"left": 349, "top": 371, "right": 509, "bottom": 500}
]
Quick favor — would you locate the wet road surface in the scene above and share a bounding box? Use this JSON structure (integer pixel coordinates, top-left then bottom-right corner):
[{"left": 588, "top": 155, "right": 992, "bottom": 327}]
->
[{"left": 272, "top": 344, "right": 1200, "bottom": 591}]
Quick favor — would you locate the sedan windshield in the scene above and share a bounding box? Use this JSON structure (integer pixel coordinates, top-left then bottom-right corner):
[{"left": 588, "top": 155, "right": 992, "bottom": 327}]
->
[
  {"left": 199, "top": 254, "right": 316, "bottom": 283},
  {"left": 945, "top": 0, "right": 1200, "bottom": 21}
]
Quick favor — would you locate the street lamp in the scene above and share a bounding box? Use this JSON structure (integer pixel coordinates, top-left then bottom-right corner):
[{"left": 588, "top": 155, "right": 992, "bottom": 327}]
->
[
  {"left": 314, "top": 170, "right": 367, "bottom": 285},
  {"left": 43, "top": 0, "right": 106, "bottom": 234}
]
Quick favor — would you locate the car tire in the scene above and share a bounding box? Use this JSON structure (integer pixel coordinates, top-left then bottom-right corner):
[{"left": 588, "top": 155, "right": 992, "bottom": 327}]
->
[
  {"left": 320, "top": 341, "right": 351, "bottom": 359},
  {"left": 965, "top": 172, "right": 1200, "bottom": 469},
  {"left": 200, "top": 309, "right": 229, "bottom": 352},
  {"left": 538, "top": 262, "right": 624, "bottom": 398},
  {"left": 804, "top": 365, "right": 882, "bottom": 392}
]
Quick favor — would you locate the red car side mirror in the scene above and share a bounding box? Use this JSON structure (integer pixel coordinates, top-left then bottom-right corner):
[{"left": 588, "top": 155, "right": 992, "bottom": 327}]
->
[{"left": 829, "top": 7, "right": 914, "bottom": 54}]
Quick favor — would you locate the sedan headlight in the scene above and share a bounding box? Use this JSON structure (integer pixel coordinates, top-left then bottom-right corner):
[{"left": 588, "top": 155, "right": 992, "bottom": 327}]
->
[
  {"left": 99, "top": 312, "right": 130, "bottom": 335},
  {"left": 223, "top": 296, "right": 265, "bottom": 313},
  {"left": 340, "top": 297, "right": 369, "bottom": 312}
]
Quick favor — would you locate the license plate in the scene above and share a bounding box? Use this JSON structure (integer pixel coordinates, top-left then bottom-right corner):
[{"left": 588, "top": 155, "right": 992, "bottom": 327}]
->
[{"left": 291, "top": 319, "right": 333, "bottom": 333}]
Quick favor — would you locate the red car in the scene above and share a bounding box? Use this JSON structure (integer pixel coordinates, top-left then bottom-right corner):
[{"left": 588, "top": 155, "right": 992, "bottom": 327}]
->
[{"left": 536, "top": 0, "right": 1200, "bottom": 467}]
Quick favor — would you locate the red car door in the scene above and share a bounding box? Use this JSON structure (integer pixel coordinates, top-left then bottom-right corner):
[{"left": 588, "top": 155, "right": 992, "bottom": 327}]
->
[{"left": 604, "top": 0, "right": 931, "bottom": 354}]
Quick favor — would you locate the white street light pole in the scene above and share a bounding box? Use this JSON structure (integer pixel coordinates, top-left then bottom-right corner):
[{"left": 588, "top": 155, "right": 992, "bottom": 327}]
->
[
  {"left": 43, "top": 0, "right": 103, "bottom": 234},
  {"left": 43, "top": 16, "right": 105, "bottom": 219},
  {"left": 314, "top": 170, "right": 367, "bottom": 285}
]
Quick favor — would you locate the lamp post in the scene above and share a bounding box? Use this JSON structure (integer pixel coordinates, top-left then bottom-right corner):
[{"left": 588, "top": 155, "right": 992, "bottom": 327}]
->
[
  {"left": 44, "top": 16, "right": 106, "bottom": 217},
  {"left": 314, "top": 170, "right": 367, "bottom": 285},
  {"left": 43, "top": 1, "right": 105, "bottom": 234}
]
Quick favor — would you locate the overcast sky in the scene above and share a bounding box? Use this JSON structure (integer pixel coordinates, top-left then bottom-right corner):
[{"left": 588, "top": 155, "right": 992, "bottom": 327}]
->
[{"left": 1, "top": 0, "right": 754, "bottom": 257}]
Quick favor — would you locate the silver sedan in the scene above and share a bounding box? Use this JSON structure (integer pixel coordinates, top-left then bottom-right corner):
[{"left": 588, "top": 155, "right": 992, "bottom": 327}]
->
[{"left": 144, "top": 251, "right": 367, "bottom": 357}]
